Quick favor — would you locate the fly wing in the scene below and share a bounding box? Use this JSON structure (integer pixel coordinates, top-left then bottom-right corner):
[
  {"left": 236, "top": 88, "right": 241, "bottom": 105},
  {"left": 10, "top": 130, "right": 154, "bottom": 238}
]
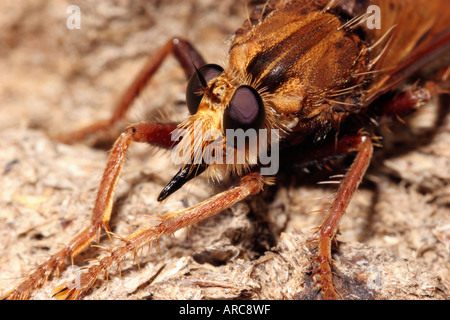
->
[
  {"left": 346, "top": 0, "right": 450, "bottom": 103},
  {"left": 238, "top": 0, "right": 449, "bottom": 106}
]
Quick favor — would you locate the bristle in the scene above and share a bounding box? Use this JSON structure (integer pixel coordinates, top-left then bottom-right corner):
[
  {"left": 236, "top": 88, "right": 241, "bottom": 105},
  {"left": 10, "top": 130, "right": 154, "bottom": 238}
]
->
[
  {"left": 326, "top": 99, "right": 357, "bottom": 107},
  {"left": 322, "top": 0, "right": 340, "bottom": 13},
  {"left": 365, "top": 25, "right": 397, "bottom": 53},
  {"left": 317, "top": 180, "right": 342, "bottom": 185},
  {"left": 245, "top": 1, "right": 253, "bottom": 30},
  {"left": 339, "top": 12, "right": 371, "bottom": 31},
  {"left": 328, "top": 83, "right": 365, "bottom": 98},
  {"left": 369, "top": 32, "right": 395, "bottom": 69}
]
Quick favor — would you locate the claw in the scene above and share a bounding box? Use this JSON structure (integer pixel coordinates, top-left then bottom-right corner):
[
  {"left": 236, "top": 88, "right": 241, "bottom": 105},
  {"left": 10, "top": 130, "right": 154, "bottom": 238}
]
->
[{"left": 52, "top": 282, "right": 80, "bottom": 300}]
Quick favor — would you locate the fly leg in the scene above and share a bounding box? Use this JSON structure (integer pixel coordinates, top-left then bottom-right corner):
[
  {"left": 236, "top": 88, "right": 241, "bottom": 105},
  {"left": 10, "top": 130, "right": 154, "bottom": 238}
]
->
[
  {"left": 313, "top": 134, "right": 373, "bottom": 300},
  {"left": 310, "top": 74, "right": 448, "bottom": 299},
  {"left": 379, "top": 86, "right": 431, "bottom": 118},
  {"left": 3, "top": 122, "right": 178, "bottom": 300},
  {"left": 51, "top": 172, "right": 265, "bottom": 300},
  {"left": 377, "top": 65, "right": 450, "bottom": 120},
  {"left": 57, "top": 38, "right": 205, "bottom": 144}
]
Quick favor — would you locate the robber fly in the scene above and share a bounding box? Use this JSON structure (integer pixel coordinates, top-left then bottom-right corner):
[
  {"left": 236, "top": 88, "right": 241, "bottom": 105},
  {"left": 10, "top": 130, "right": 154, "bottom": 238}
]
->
[{"left": 3, "top": 0, "right": 449, "bottom": 300}]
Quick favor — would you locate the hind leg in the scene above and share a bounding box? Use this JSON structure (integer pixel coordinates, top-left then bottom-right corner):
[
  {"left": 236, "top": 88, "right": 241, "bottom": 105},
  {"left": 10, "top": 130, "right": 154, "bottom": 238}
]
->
[{"left": 57, "top": 38, "right": 205, "bottom": 144}]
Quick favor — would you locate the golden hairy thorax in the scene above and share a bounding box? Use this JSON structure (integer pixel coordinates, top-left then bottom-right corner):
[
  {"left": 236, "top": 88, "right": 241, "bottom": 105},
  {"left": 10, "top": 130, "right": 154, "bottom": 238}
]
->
[{"left": 228, "top": 0, "right": 369, "bottom": 134}]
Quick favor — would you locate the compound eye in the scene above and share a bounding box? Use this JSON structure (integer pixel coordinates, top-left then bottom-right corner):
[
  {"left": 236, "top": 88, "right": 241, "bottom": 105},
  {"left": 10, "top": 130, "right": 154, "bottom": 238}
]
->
[
  {"left": 223, "top": 85, "right": 265, "bottom": 131},
  {"left": 186, "top": 64, "right": 224, "bottom": 114}
]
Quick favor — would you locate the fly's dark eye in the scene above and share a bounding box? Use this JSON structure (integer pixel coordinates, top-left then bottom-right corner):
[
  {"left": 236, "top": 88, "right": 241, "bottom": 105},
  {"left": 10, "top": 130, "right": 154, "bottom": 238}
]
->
[
  {"left": 186, "top": 64, "right": 224, "bottom": 114},
  {"left": 223, "top": 85, "right": 265, "bottom": 131}
]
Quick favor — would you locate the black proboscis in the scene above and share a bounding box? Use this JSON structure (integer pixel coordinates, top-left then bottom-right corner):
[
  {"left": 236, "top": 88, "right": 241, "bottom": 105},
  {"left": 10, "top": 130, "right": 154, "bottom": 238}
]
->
[{"left": 158, "top": 163, "right": 207, "bottom": 201}]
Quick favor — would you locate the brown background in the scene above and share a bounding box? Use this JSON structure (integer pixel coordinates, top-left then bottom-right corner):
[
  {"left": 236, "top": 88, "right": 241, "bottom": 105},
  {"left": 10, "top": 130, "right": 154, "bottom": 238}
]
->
[{"left": 0, "top": 0, "right": 448, "bottom": 299}]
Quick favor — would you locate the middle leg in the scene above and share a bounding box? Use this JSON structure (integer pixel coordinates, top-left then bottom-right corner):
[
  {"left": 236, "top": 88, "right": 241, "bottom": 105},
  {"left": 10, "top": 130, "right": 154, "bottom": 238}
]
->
[{"left": 313, "top": 134, "right": 374, "bottom": 300}]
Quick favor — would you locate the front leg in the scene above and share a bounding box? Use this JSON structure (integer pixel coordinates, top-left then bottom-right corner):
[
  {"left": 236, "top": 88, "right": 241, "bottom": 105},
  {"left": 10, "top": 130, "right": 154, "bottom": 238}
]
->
[
  {"left": 52, "top": 172, "right": 265, "bottom": 300},
  {"left": 3, "top": 122, "right": 177, "bottom": 300}
]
